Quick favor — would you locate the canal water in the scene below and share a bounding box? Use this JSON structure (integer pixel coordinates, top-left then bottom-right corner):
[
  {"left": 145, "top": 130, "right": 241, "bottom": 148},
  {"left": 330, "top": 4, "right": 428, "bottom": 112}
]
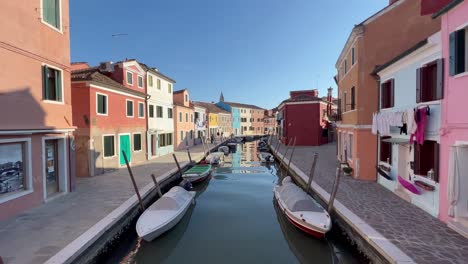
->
[{"left": 113, "top": 141, "right": 367, "bottom": 264}]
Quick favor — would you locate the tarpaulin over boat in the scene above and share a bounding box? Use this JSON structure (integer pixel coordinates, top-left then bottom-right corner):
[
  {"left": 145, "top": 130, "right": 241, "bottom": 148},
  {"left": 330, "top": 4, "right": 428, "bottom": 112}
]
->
[{"left": 277, "top": 177, "right": 324, "bottom": 212}]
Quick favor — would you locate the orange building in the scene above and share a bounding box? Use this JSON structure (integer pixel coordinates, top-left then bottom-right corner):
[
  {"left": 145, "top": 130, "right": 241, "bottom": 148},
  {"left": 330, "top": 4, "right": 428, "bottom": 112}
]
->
[
  {"left": 335, "top": 0, "right": 440, "bottom": 180},
  {"left": 173, "top": 89, "right": 195, "bottom": 149},
  {"left": 0, "top": 1, "right": 75, "bottom": 221},
  {"left": 252, "top": 108, "right": 265, "bottom": 135}
]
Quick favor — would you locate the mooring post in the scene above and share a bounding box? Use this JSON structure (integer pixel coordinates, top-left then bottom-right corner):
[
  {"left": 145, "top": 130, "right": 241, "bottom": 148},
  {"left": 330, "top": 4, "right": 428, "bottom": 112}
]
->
[
  {"left": 274, "top": 136, "right": 281, "bottom": 154},
  {"left": 201, "top": 137, "right": 207, "bottom": 156},
  {"left": 151, "top": 174, "right": 163, "bottom": 197},
  {"left": 172, "top": 153, "right": 183, "bottom": 177},
  {"left": 306, "top": 153, "right": 319, "bottom": 194},
  {"left": 123, "top": 151, "right": 144, "bottom": 212},
  {"left": 187, "top": 148, "right": 192, "bottom": 163},
  {"left": 285, "top": 137, "right": 297, "bottom": 177},
  {"left": 328, "top": 167, "right": 342, "bottom": 213},
  {"left": 277, "top": 138, "right": 292, "bottom": 179}
]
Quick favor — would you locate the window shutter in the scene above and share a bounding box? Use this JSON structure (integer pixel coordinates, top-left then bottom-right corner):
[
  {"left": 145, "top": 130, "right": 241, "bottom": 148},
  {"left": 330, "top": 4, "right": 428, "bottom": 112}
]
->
[
  {"left": 434, "top": 143, "right": 440, "bottom": 182},
  {"left": 56, "top": 70, "right": 62, "bottom": 101},
  {"left": 436, "top": 58, "right": 444, "bottom": 100},
  {"left": 449, "top": 32, "right": 456, "bottom": 76},
  {"left": 389, "top": 79, "right": 395, "bottom": 107},
  {"left": 42, "top": 65, "right": 49, "bottom": 99},
  {"left": 414, "top": 144, "right": 421, "bottom": 175},
  {"left": 456, "top": 29, "right": 466, "bottom": 74},
  {"left": 416, "top": 68, "right": 422, "bottom": 103}
]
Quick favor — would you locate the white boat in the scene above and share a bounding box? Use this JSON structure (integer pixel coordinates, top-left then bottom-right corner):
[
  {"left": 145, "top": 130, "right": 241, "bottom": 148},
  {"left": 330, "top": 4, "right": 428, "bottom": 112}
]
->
[
  {"left": 218, "top": 146, "right": 229, "bottom": 155},
  {"left": 273, "top": 177, "right": 331, "bottom": 238},
  {"left": 136, "top": 186, "right": 196, "bottom": 242},
  {"left": 205, "top": 152, "right": 224, "bottom": 165},
  {"left": 258, "top": 152, "right": 274, "bottom": 163}
]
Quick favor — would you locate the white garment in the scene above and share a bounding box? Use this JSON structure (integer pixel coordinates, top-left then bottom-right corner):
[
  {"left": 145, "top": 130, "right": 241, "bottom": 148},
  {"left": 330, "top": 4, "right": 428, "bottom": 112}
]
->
[
  {"left": 372, "top": 113, "right": 378, "bottom": 135},
  {"left": 407, "top": 109, "right": 417, "bottom": 134}
]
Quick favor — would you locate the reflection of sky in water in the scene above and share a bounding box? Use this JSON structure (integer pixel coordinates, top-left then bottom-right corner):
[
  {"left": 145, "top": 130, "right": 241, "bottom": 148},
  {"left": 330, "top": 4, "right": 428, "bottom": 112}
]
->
[{"left": 0, "top": 144, "right": 23, "bottom": 164}]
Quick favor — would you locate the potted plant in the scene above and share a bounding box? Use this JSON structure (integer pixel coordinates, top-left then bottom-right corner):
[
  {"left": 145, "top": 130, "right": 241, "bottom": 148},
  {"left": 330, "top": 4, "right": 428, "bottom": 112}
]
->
[{"left": 343, "top": 166, "right": 353, "bottom": 176}]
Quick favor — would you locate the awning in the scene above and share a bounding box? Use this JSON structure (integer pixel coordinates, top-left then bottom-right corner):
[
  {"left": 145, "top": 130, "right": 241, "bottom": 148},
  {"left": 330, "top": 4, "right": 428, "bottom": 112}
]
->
[{"left": 382, "top": 137, "right": 409, "bottom": 144}]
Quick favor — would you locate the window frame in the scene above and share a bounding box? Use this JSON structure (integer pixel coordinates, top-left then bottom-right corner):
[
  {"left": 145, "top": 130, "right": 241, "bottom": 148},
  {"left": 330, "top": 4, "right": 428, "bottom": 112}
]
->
[
  {"left": 126, "top": 71, "right": 133, "bottom": 85},
  {"left": 102, "top": 135, "right": 116, "bottom": 158},
  {"left": 347, "top": 133, "right": 353, "bottom": 161},
  {"left": 149, "top": 104, "right": 154, "bottom": 118},
  {"left": 351, "top": 47, "right": 355, "bottom": 65},
  {"left": 138, "top": 102, "right": 145, "bottom": 118},
  {"left": 96, "top": 92, "right": 108, "bottom": 116},
  {"left": 168, "top": 108, "right": 173, "bottom": 119},
  {"left": 417, "top": 59, "right": 443, "bottom": 103},
  {"left": 133, "top": 133, "right": 142, "bottom": 152},
  {"left": 156, "top": 106, "right": 163, "bottom": 118},
  {"left": 137, "top": 75, "right": 144, "bottom": 88},
  {"left": 126, "top": 99, "right": 134, "bottom": 118},
  {"left": 168, "top": 83, "right": 172, "bottom": 93},
  {"left": 42, "top": 64, "right": 64, "bottom": 104},
  {"left": 41, "top": 0, "right": 63, "bottom": 33},
  {"left": 449, "top": 26, "right": 468, "bottom": 76},
  {"left": 413, "top": 140, "right": 439, "bottom": 182},
  {"left": 157, "top": 79, "right": 161, "bottom": 90},
  {"left": 179, "top": 112, "right": 182, "bottom": 122},
  {"left": 381, "top": 79, "right": 395, "bottom": 109},
  {"left": 148, "top": 75, "right": 153, "bottom": 87},
  {"left": 380, "top": 136, "right": 392, "bottom": 165}
]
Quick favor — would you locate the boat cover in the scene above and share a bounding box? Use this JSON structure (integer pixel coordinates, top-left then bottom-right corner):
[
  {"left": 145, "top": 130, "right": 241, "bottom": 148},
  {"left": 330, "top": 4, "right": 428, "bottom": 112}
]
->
[
  {"left": 184, "top": 165, "right": 212, "bottom": 175},
  {"left": 147, "top": 187, "right": 192, "bottom": 212},
  {"left": 278, "top": 177, "right": 324, "bottom": 212}
]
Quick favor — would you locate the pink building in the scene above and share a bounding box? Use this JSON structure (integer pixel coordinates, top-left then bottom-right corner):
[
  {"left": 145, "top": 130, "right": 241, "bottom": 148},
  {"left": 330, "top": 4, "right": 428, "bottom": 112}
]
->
[
  {"left": 0, "top": 1, "right": 75, "bottom": 221},
  {"left": 435, "top": 0, "right": 468, "bottom": 237}
]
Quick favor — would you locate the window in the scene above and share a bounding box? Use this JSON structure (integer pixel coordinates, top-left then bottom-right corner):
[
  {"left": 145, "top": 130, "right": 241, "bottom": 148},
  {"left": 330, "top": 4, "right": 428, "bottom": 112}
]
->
[
  {"left": 0, "top": 142, "right": 28, "bottom": 198},
  {"left": 137, "top": 76, "right": 143, "bottom": 88},
  {"left": 449, "top": 27, "right": 467, "bottom": 76},
  {"left": 138, "top": 102, "right": 145, "bottom": 118},
  {"left": 168, "top": 108, "right": 173, "bottom": 119},
  {"left": 168, "top": 83, "right": 172, "bottom": 93},
  {"left": 103, "top": 135, "right": 115, "bottom": 157},
  {"left": 348, "top": 134, "right": 353, "bottom": 160},
  {"left": 414, "top": 140, "right": 439, "bottom": 182},
  {"left": 179, "top": 112, "right": 182, "bottom": 122},
  {"left": 156, "top": 106, "right": 163, "bottom": 118},
  {"left": 166, "top": 133, "right": 173, "bottom": 146},
  {"left": 148, "top": 75, "right": 153, "bottom": 87},
  {"left": 157, "top": 79, "right": 161, "bottom": 90},
  {"left": 42, "top": 65, "right": 62, "bottom": 102},
  {"left": 344, "top": 59, "right": 348, "bottom": 74},
  {"left": 343, "top": 92, "right": 347, "bottom": 112},
  {"left": 159, "top": 134, "right": 166, "bottom": 147},
  {"left": 352, "top": 47, "right": 355, "bottom": 65},
  {"left": 180, "top": 131, "right": 184, "bottom": 141},
  {"left": 185, "top": 113, "right": 188, "bottom": 122},
  {"left": 149, "top": 105, "right": 154, "bottom": 118},
  {"left": 133, "top": 134, "right": 142, "bottom": 151},
  {"left": 350, "top": 87, "right": 356, "bottom": 110},
  {"left": 96, "top": 93, "right": 107, "bottom": 115},
  {"left": 185, "top": 94, "right": 188, "bottom": 102},
  {"left": 126, "top": 71, "right": 133, "bottom": 85},
  {"left": 417, "top": 59, "right": 443, "bottom": 103},
  {"left": 42, "top": 0, "right": 61, "bottom": 30},
  {"left": 126, "top": 100, "right": 134, "bottom": 117},
  {"left": 380, "top": 136, "right": 392, "bottom": 164},
  {"left": 381, "top": 79, "right": 394, "bottom": 109},
  {"left": 191, "top": 114, "right": 193, "bottom": 122}
]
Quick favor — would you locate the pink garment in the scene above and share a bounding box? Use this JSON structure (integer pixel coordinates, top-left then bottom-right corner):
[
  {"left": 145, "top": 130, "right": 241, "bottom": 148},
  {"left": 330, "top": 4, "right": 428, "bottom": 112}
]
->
[{"left": 410, "top": 107, "right": 428, "bottom": 145}]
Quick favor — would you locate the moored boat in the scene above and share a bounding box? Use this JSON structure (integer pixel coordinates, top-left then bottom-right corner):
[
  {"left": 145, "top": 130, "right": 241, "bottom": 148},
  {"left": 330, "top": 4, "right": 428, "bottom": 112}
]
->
[
  {"left": 136, "top": 186, "right": 196, "bottom": 242},
  {"left": 182, "top": 164, "right": 212, "bottom": 183},
  {"left": 258, "top": 152, "right": 274, "bottom": 163},
  {"left": 273, "top": 177, "right": 331, "bottom": 238},
  {"left": 218, "top": 146, "right": 229, "bottom": 155},
  {"left": 205, "top": 152, "right": 224, "bottom": 165}
]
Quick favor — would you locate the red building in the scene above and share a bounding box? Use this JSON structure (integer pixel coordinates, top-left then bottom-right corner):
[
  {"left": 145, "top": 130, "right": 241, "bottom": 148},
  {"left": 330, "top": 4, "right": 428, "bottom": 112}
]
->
[
  {"left": 71, "top": 60, "right": 148, "bottom": 177},
  {"left": 278, "top": 90, "right": 336, "bottom": 146}
]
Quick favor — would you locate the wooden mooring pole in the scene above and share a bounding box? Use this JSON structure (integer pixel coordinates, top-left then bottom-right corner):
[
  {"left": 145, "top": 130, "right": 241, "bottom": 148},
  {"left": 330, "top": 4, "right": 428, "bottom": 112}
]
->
[
  {"left": 151, "top": 174, "right": 163, "bottom": 197},
  {"left": 284, "top": 137, "right": 297, "bottom": 177},
  {"left": 306, "top": 153, "right": 319, "bottom": 194},
  {"left": 328, "top": 167, "right": 342, "bottom": 213},
  {"left": 277, "top": 138, "right": 292, "bottom": 178},
  {"left": 187, "top": 148, "right": 192, "bottom": 163},
  {"left": 172, "top": 153, "right": 183, "bottom": 177},
  {"left": 201, "top": 137, "right": 207, "bottom": 156},
  {"left": 123, "top": 151, "right": 144, "bottom": 212}
]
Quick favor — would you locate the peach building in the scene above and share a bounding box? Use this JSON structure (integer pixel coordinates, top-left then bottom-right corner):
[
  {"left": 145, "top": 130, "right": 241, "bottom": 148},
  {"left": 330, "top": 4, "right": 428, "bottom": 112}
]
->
[
  {"left": 173, "top": 89, "right": 195, "bottom": 149},
  {"left": 0, "top": 1, "right": 75, "bottom": 221},
  {"left": 335, "top": 0, "right": 440, "bottom": 180}
]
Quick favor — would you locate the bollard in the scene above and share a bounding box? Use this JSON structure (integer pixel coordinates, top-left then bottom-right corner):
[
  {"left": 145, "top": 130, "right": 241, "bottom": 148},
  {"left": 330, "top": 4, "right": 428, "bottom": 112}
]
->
[
  {"left": 172, "top": 153, "right": 183, "bottom": 177},
  {"left": 123, "top": 151, "right": 144, "bottom": 212},
  {"left": 187, "top": 148, "right": 192, "bottom": 163},
  {"left": 306, "top": 153, "right": 319, "bottom": 194},
  {"left": 151, "top": 174, "right": 163, "bottom": 197},
  {"left": 328, "top": 167, "right": 342, "bottom": 213},
  {"left": 285, "top": 137, "right": 297, "bottom": 177}
]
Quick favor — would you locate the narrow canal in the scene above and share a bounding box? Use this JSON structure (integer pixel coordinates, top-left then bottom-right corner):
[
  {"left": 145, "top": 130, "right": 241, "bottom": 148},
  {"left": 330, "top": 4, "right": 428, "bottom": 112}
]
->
[{"left": 111, "top": 141, "right": 368, "bottom": 264}]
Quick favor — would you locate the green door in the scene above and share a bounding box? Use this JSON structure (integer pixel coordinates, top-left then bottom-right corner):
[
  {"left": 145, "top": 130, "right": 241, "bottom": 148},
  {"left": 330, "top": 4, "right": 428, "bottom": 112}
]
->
[{"left": 119, "top": 134, "right": 131, "bottom": 165}]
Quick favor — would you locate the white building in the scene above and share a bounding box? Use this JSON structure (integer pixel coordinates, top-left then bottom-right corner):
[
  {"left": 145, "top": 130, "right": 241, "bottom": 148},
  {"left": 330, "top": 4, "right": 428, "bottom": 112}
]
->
[
  {"left": 193, "top": 103, "right": 207, "bottom": 144},
  {"left": 374, "top": 32, "right": 442, "bottom": 217},
  {"left": 140, "top": 63, "right": 176, "bottom": 158}
]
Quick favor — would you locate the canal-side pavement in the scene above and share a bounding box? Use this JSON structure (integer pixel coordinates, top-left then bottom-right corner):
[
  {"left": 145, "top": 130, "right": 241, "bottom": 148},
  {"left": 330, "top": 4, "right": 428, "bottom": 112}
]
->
[
  {"left": 0, "top": 142, "right": 218, "bottom": 264},
  {"left": 271, "top": 138, "right": 468, "bottom": 264}
]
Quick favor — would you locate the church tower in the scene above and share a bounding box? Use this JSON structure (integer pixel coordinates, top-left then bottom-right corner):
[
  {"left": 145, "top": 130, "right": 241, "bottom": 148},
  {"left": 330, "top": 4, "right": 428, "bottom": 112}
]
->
[{"left": 219, "top": 92, "right": 225, "bottom": 102}]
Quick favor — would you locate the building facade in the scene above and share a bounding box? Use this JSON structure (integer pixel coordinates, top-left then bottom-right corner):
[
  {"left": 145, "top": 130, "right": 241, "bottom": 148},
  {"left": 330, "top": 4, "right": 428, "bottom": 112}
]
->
[
  {"left": 71, "top": 61, "right": 147, "bottom": 177},
  {"left": 193, "top": 104, "right": 207, "bottom": 144},
  {"left": 218, "top": 112, "right": 233, "bottom": 137},
  {"left": 264, "top": 109, "right": 278, "bottom": 134},
  {"left": 140, "top": 63, "right": 175, "bottom": 158},
  {"left": 374, "top": 32, "right": 443, "bottom": 217},
  {"left": 252, "top": 108, "right": 265, "bottom": 135},
  {"left": 173, "top": 89, "right": 195, "bottom": 149},
  {"left": 335, "top": 0, "right": 441, "bottom": 180},
  {"left": 0, "top": 0, "right": 75, "bottom": 221}
]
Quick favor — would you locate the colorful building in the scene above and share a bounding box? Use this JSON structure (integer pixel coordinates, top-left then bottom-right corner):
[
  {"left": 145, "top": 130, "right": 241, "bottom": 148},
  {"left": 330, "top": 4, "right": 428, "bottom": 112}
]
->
[
  {"left": 0, "top": 0, "right": 75, "bottom": 221},
  {"left": 71, "top": 60, "right": 148, "bottom": 176},
  {"left": 140, "top": 63, "right": 175, "bottom": 158},
  {"left": 193, "top": 103, "right": 207, "bottom": 144},
  {"left": 173, "top": 89, "right": 195, "bottom": 149},
  {"left": 216, "top": 94, "right": 264, "bottom": 136},
  {"left": 252, "top": 108, "right": 265, "bottom": 135},
  {"left": 264, "top": 108, "right": 278, "bottom": 134},
  {"left": 195, "top": 102, "right": 232, "bottom": 138},
  {"left": 278, "top": 90, "right": 334, "bottom": 146},
  {"left": 373, "top": 32, "right": 443, "bottom": 217},
  {"left": 335, "top": 0, "right": 440, "bottom": 180}
]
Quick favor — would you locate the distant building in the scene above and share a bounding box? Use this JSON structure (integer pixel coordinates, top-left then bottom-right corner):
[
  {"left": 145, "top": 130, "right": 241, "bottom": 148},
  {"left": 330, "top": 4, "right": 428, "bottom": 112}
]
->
[
  {"left": 173, "top": 89, "right": 195, "bottom": 149},
  {"left": 264, "top": 108, "right": 278, "bottom": 135},
  {"left": 278, "top": 90, "right": 336, "bottom": 146},
  {"left": 194, "top": 102, "right": 232, "bottom": 138},
  {"left": 193, "top": 103, "right": 207, "bottom": 144},
  {"left": 0, "top": 0, "right": 75, "bottom": 221},
  {"left": 216, "top": 93, "right": 264, "bottom": 135}
]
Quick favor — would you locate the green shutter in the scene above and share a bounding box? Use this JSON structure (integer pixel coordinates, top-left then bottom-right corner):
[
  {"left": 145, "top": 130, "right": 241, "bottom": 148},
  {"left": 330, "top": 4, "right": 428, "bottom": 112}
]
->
[
  {"left": 42, "top": 65, "right": 49, "bottom": 100},
  {"left": 449, "top": 32, "right": 456, "bottom": 76},
  {"left": 55, "top": 69, "right": 62, "bottom": 101}
]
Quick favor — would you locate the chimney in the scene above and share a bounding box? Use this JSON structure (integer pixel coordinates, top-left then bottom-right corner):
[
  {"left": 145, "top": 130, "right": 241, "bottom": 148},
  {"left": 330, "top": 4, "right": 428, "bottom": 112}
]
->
[
  {"left": 312, "top": 89, "right": 319, "bottom": 97},
  {"left": 327, "top": 87, "right": 333, "bottom": 97}
]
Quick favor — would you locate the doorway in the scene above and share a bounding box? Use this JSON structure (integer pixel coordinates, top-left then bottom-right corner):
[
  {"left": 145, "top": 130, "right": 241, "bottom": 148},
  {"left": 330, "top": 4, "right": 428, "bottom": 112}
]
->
[
  {"left": 119, "top": 134, "right": 131, "bottom": 165},
  {"left": 45, "top": 139, "right": 59, "bottom": 197}
]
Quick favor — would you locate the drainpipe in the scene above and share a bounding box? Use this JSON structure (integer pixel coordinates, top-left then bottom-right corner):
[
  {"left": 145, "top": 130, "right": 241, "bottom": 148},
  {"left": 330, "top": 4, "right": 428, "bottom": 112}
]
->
[{"left": 372, "top": 73, "right": 381, "bottom": 182}]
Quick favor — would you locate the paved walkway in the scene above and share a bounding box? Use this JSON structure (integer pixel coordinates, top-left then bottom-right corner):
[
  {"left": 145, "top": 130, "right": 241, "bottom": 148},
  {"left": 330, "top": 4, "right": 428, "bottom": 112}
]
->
[
  {"left": 0, "top": 143, "right": 215, "bottom": 264},
  {"left": 271, "top": 139, "right": 468, "bottom": 264}
]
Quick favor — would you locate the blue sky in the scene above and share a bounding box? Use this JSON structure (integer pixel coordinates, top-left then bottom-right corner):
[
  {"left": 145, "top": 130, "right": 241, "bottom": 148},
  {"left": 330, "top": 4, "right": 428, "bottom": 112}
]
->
[{"left": 70, "top": 0, "right": 387, "bottom": 109}]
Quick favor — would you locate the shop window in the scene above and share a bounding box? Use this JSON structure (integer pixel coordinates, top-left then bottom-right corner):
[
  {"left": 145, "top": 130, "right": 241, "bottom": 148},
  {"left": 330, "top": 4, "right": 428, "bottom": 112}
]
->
[
  {"left": 380, "top": 137, "right": 392, "bottom": 164},
  {"left": 416, "top": 59, "right": 443, "bottom": 103},
  {"left": 449, "top": 27, "right": 467, "bottom": 76},
  {"left": 0, "top": 142, "right": 27, "bottom": 198},
  {"left": 103, "top": 135, "right": 115, "bottom": 157},
  {"left": 133, "top": 134, "right": 142, "bottom": 151},
  {"left": 156, "top": 106, "right": 163, "bottom": 118},
  {"left": 381, "top": 79, "right": 394, "bottom": 109},
  {"left": 414, "top": 140, "right": 439, "bottom": 182},
  {"left": 43, "top": 65, "right": 62, "bottom": 102}
]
